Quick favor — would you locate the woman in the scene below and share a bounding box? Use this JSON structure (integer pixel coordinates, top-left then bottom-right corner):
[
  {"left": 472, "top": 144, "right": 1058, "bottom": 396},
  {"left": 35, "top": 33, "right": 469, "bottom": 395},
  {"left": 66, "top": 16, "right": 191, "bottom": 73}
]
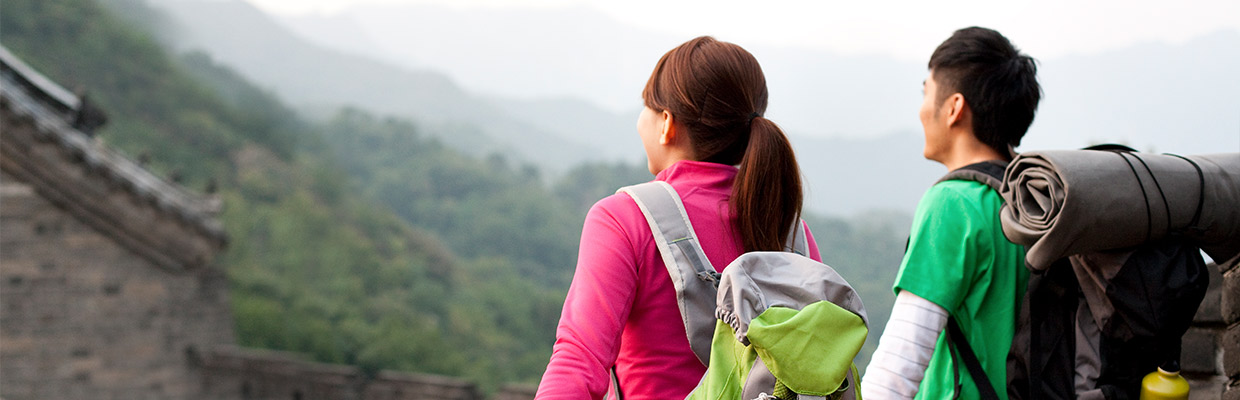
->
[{"left": 535, "top": 36, "right": 823, "bottom": 399}]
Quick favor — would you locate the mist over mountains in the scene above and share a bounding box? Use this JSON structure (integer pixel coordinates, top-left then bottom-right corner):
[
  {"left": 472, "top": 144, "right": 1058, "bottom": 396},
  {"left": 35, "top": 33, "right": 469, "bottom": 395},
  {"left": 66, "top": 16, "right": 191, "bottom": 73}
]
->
[
  {"left": 149, "top": 0, "right": 617, "bottom": 174},
  {"left": 274, "top": 3, "right": 1239, "bottom": 151},
  {"left": 143, "top": 0, "right": 1238, "bottom": 216},
  {"left": 272, "top": 3, "right": 928, "bottom": 141}
]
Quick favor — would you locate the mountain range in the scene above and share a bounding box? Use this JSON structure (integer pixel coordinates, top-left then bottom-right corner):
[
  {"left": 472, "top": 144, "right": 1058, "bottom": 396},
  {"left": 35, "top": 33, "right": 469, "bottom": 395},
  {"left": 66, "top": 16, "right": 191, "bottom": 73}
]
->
[
  {"left": 272, "top": 2, "right": 1239, "bottom": 154},
  {"left": 133, "top": 0, "right": 1239, "bottom": 216}
]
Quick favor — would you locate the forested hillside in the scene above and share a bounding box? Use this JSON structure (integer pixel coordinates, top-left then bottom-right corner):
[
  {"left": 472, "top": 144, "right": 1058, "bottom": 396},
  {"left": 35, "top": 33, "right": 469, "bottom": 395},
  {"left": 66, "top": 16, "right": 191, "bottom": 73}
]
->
[{"left": 1, "top": 0, "right": 908, "bottom": 388}]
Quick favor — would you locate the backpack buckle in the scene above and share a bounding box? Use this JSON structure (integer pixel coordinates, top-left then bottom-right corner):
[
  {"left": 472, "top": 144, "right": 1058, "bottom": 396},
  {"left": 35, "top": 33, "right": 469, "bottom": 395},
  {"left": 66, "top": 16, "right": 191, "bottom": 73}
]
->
[{"left": 696, "top": 270, "right": 721, "bottom": 287}]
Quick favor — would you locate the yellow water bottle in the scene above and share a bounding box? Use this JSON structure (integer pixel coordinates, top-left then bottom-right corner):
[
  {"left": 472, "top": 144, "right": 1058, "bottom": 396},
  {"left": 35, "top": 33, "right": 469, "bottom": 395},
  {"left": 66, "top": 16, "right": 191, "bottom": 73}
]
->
[{"left": 1139, "top": 361, "right": 1189, "bottom": 400}]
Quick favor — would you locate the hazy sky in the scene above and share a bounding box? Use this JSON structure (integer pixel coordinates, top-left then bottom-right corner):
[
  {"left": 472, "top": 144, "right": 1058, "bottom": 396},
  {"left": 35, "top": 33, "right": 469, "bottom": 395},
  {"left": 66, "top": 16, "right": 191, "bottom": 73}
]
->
[{"left": 247, "top": 0, "right": 1240, "bottom": 61}]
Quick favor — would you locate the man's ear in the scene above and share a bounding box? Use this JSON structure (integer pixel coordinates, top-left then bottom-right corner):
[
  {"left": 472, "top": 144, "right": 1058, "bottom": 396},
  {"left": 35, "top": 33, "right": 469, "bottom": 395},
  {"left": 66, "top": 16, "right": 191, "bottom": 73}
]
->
[
  {"left": 944, "top": 93, "right": 968, "bottom": 127},
  {"left": 660, "top": 110, "right": 677, "bottom": 145}
]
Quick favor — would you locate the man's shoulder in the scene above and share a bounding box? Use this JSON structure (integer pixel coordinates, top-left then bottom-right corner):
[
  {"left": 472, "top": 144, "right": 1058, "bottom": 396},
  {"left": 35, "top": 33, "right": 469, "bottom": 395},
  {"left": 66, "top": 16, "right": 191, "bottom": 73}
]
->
[
  {"left": 929, "top": 178, "right": 995, "bottom": 196},
  {"left": 919, "top": 179, "right": 998, "bottom": 209},
  {"left": 910, "top": 180, "right": 1007, "bottom": 232}
]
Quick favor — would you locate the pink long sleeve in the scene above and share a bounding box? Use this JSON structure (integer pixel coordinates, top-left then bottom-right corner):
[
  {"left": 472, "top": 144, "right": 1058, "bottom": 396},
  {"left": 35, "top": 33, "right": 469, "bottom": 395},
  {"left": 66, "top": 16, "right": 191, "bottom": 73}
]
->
[{"left": 535, "top": 161, "right": 821, "bottom": 400}]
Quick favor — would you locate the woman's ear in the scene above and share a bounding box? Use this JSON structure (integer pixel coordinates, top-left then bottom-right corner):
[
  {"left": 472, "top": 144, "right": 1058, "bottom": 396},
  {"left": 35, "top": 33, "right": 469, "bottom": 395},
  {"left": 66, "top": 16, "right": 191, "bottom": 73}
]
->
[{"left": 659, "top": 110, "right": 676, "bottom": 145}]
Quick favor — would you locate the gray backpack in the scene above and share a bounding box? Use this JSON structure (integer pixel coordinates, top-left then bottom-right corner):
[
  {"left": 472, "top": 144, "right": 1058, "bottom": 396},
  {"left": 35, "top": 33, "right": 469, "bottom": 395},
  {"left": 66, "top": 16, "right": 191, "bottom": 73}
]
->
[
  {"left": 941, "top": 156, "right": 1210, "bottom": 400},
  {"left": 610, "top": 181, "right": 868, "bottom": 400}
]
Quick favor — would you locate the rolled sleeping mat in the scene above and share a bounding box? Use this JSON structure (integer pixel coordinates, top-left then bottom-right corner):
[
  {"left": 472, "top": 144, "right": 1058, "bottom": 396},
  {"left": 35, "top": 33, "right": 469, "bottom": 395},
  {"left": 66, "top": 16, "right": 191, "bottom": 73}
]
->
[{"left": 997, "top": 150, "right": 1240, "bottom": 271}]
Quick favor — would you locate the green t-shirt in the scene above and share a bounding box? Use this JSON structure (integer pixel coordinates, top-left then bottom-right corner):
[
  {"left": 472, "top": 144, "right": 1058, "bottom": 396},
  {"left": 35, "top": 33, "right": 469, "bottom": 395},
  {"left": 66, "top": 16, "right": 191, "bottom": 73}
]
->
[{"left": 893, "top": 180, "right": 1028, "bottom": 400}]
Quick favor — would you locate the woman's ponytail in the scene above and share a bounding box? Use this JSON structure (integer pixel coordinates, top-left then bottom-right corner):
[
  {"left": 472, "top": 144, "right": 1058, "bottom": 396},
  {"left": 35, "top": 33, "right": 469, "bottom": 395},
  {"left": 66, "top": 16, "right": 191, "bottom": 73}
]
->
[
  {"left": 642, "top": 36, "right": 804, "bottom": 252},
  {"left": 732, "top": 116, "right": 802, "bottom": 252}
]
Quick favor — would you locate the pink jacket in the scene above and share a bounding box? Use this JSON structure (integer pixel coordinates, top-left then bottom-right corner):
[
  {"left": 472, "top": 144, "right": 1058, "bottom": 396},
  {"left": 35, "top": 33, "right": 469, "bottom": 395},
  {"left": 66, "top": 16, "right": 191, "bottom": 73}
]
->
[{"left": 536, "top": 160, "right": 822, "bottom": 399}]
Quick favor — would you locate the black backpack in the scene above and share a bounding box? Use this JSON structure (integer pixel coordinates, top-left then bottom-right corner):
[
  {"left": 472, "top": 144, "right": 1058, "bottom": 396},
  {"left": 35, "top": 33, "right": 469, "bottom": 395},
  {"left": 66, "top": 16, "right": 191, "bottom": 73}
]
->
[{"left": 939, "top": 154, "right": 1209, "bottom": 400}]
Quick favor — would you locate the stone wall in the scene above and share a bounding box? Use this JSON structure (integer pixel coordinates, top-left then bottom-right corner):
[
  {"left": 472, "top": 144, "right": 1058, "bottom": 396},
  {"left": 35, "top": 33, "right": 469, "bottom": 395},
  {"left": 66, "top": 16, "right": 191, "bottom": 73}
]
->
[
  {"left": 1227, "top": 257, "right": 1240, "bottom": 400},
  {"left": 196, "top": 345, "right": 481, "bottom": 400},
  {"left": 0, "top": 170, "right": 235, "bottom": 400},
  {"left": 492, "top": 384, "right": 537, "bottom": 400},
  {"left": 1185, "top": 260, "right": 1240, "bottom": 399}
]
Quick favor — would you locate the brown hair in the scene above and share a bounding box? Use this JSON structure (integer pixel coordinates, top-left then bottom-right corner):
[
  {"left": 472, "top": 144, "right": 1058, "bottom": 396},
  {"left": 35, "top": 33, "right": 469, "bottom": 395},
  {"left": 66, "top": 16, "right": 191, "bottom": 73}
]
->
[{"left": 642, "top": 36, "right": 802, "bottom": 252}]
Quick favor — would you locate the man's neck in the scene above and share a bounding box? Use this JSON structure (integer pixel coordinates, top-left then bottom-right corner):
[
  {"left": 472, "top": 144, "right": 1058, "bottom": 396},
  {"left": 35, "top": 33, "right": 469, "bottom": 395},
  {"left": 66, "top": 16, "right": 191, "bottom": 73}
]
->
[{"left": 941, "top": 138, "right": 1007, "bottom": 171}]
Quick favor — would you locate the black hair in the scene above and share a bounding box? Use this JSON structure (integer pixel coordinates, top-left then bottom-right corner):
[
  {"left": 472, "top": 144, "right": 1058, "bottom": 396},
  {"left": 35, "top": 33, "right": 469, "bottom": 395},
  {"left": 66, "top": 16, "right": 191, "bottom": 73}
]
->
[{"left": 929, "top": 27, "right": 1041, "bottom": 156}]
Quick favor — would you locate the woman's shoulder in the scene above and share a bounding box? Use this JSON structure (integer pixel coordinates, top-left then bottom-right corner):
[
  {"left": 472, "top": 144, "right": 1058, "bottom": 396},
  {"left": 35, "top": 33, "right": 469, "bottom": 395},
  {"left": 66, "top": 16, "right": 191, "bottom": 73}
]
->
[
  {"left": 579, "top": 190, "right": 659, "bottom": 259},
  {"left": 585, "top": 190, "right": 647, "bottom": 228},
  {"left": 594, "top": 189, "right": 639, "bottom": 209}
]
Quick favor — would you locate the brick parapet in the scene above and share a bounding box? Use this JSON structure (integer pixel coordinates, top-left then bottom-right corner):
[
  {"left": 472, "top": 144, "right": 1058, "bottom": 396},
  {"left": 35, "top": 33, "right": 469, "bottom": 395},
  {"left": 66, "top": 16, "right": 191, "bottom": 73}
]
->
[
  {"left": 199, "top": 346, "right": 482, "bottom": 400},
  {"left": 1225, "top": 265, "right": 1240, "bottom": 323},
  {"left": 1185, "top": 262, "right": 1238, "bottom": 399},
  {"left": 493, "top": 384, "right": 537, "bottom": 400},
  {"left": 1225, "top": 257, "right": 1240, "bottom": 397}
]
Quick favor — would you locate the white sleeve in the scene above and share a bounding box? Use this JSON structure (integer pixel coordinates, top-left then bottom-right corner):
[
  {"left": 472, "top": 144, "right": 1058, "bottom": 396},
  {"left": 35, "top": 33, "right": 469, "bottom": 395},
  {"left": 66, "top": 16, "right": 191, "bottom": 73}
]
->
[{"left": 860, "top": 290, "right": 949, "bottom": 400}]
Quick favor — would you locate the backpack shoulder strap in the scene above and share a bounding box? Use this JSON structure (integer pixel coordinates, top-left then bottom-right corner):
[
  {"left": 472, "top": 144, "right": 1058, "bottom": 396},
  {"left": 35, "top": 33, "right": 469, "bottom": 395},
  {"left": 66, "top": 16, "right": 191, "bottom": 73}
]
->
[
  {"left": 936, "top": 159, "right": 1007, "bottom": 192},
  {"left": 617, "top": 181, "right": 718, "bottom": 366},
  {"left": 905, "top": 159, "right": 1009, "bottom": 253},
  {"left": 786, "top": 219, "right": 809, "bottom": 256},
  {"left": 947, "top": 316, "right": 1001, "bottom": 400}
]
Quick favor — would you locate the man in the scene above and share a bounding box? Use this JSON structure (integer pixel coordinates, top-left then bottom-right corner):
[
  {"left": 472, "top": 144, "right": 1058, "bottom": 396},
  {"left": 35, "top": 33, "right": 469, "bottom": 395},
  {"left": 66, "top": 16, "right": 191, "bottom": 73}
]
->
[{"left": 861, "top": 27, "right": 1041, "bottom": 400}]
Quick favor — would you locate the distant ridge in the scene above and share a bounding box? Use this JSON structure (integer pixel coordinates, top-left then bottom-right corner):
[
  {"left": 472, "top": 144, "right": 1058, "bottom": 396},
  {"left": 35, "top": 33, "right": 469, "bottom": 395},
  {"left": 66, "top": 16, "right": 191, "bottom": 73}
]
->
[{"left": 144, "top": 0, "right": 613, "bottom": 171}]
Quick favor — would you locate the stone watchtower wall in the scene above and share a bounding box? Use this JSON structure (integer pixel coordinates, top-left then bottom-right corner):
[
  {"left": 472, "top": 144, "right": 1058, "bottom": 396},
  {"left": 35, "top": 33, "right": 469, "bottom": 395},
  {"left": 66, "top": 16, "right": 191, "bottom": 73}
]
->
[
  {"left": 0, "top": 170, "right": 234, "bottom": 399},
  {"left": 0, "top": 43, "right": 233, "bottom": 399}
]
